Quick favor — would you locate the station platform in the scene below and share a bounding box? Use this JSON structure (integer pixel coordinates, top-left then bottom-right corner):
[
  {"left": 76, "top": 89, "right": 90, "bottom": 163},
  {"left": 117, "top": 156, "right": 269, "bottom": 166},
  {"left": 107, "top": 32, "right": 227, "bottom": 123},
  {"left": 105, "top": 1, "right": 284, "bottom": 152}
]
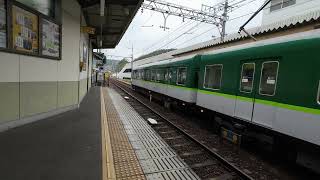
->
[
  {"left": 0, "top": 86, "right": 199, "bottom": 180},
  {"left": 102, "top": 87, "right": 199, "bottom": 180}
]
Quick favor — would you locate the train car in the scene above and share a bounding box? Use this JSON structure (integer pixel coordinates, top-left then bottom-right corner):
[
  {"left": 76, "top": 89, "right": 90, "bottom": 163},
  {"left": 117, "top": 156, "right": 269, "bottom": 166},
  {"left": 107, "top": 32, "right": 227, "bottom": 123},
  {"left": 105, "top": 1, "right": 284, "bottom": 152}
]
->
[
  {"left": 132, "top": 30, "right": 320, "bottom": 171},
  {"left": 132, "top": 55, "right": 200, "bottom": 103},
  {"left": 195, "top": 30, "right": 320, "bottom": 171},
  {"left": 197, "top": 30, "right": 320, "bottom": 146},
  {"left": 117, "top": 63, "right": 132, "bottom": 80}
]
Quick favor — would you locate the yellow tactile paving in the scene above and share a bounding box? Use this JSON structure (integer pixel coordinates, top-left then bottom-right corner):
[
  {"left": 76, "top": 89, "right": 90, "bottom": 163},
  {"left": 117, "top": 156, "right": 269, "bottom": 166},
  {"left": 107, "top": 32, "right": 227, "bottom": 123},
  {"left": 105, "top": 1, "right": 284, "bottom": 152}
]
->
[
  {"left": 102, "top": 88, "right": 146, "bottom": 180},
  {"left": 101, "top": 88, "right": 116, "bottom": 180}
]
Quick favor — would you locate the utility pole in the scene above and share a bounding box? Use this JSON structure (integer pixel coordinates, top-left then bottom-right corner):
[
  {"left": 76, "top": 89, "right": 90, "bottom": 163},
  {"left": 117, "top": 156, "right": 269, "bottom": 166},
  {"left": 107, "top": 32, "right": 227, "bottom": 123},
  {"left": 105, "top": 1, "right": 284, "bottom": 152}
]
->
[{"left": 221, "top": 0, "right": 228, "bottom": 41}]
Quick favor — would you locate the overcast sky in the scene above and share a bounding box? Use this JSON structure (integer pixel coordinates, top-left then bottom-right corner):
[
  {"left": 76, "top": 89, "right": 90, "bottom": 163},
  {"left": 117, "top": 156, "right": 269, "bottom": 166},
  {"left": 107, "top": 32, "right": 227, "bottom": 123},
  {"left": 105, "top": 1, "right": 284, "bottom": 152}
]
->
[{"left": 102, "top": 0, "right": 265, "bottom": 61}]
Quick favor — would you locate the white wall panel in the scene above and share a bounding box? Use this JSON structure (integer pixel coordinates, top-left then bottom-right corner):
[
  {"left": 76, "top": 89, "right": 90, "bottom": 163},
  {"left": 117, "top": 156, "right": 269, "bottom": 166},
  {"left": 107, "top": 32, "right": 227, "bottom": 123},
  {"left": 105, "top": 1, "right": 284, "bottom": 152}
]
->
[
  {"left": 0, "top": 52, "right": 19, "bottom": 82},
  {"left": 20, "top": 56, "right": 58, "bottom": 82},
  {"left": 58, "top": 6, "right": 81, "bottom": 81}
]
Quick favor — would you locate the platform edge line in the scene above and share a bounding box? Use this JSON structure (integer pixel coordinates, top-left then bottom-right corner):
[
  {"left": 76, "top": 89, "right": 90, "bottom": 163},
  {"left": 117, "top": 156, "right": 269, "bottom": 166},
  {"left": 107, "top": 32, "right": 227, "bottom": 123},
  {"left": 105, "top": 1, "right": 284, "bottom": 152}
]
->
[{"left": 101, "top": 87, "right": 116, "bottom": 180}]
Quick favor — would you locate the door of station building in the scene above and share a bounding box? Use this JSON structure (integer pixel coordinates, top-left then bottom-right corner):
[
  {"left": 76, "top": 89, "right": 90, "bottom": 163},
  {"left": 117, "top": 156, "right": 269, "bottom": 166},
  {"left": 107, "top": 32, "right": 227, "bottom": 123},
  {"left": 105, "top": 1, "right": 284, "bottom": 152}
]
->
[{"left": 234, "top": 61, "right": 257, "bottom": 121}]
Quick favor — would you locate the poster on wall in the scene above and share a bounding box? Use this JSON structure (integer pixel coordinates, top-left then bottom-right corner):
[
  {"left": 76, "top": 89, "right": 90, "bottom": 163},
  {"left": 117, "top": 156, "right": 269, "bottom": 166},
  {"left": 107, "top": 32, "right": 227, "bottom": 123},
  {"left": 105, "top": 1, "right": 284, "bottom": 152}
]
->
[
  {"left": 12, "top": 5, "right": 38, "bottom": 53},
  {"left": 82, "top": 42, "right": 88, "bottom": 71},
  {"left": 0, "top": 0, "right": 6, "bottom": 48},
  {"left": 42, "top": 19, "right": 60, "bottom": 57}
]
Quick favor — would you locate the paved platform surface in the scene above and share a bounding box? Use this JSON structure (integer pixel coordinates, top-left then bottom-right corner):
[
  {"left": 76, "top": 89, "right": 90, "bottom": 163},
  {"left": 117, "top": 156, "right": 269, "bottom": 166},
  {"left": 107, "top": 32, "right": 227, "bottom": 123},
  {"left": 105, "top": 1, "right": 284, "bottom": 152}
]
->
[
  {"left": 0, "top": 87, "right": 102, "bottom": 180},
  {"left": 0, "top": 86, "right": 199, "bottom": 180},
  {"left": 104, "top": 88, "right": 200, "bottom": 180}
]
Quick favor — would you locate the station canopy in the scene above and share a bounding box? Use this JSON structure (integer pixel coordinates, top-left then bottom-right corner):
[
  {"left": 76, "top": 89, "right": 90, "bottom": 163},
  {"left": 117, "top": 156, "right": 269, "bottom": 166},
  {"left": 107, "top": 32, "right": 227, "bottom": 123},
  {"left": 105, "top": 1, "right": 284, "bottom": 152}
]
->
[{"left": 78, "top": 0, "right": 143, "bottom": 48}]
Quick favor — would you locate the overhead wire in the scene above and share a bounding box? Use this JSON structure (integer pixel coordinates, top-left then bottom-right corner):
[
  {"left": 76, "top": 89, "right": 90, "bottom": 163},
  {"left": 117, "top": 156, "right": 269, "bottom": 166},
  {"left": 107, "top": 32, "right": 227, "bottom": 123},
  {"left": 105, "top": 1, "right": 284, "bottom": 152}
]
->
[
  {"left": 154, "top": 21, "right": 203, "bottom": 50},
  {"left": 141, "top": 11, "right": 156, "bottom": 26},
  {"left": 173, "top": 26, "right": 216, "bottom": 48},
  {"left": 171, "top": 0, "right": 261, "bottom": 49},
  {"left": 139, "top": 0, "right": 318, "bottom": 57},
  {"left": 173, "top": 0, "right": 317, "bottom": 49},
  {"left": 141, "top": 0, "right": 234, "bottom": 54},
  {"left": 140, "top": 0, "right": 246, "bottom": 54},
  {"left": 142, "top": 19, "right": 196, "bottom": 52}
]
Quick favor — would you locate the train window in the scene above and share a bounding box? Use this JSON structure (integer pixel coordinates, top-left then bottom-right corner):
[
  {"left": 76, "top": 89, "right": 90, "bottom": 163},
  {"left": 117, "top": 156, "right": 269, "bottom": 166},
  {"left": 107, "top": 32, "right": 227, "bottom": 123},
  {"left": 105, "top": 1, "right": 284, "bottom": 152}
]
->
[
  {"left": 240, "top": 63, "right": 255, "bottom": 93},
  {"left": 151, "top": 70, "right": 156, "bottom": 81},
  {"left": 204, "top": 64, "right": 223, "bottom": 90},
  {"left": 156, "top": 69, "right": 165, "bottom": 82},
  {"left": 177, "top": 67, "right": 187, "bottom": 85},
  {"left": 165, "top": 70, "right": 169, "bottom": 81},
  {"left": 145, "top": 69, "right": 150, "bottom": 80},
  {"left": 140, "top": 70, "right": 144, "bottom": 80},
  {"left": 156, "top": 70, "right": 161, "bottom": 82},
  {"left": 317, "top": 81, "right": 320, "bottom": 105},
  {"left": 259, "top": 61, "right": 279, "bottom": 96},
  {"left": 133, "top": 70, "right": 137, "bottom": 79},
  {"left": 165, "top": 69, "right": 172, "bottom": 82},
  {"left": 123, "top": 69, "right": 132, "bottom": 73}
]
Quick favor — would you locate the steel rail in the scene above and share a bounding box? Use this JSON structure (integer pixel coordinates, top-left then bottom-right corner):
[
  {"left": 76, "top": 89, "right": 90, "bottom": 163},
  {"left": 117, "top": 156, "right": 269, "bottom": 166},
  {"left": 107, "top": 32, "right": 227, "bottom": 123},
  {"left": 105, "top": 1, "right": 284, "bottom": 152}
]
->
[{"left": 111, "top": 79, "right": 254, "bottom": 180}]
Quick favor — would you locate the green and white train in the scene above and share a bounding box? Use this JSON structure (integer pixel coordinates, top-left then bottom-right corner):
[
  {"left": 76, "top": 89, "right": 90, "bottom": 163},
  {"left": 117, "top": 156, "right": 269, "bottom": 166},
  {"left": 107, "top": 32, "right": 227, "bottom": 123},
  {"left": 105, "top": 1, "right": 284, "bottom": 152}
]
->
[{"left": 132, "top": 30, "right": 320, "bottom": 168}]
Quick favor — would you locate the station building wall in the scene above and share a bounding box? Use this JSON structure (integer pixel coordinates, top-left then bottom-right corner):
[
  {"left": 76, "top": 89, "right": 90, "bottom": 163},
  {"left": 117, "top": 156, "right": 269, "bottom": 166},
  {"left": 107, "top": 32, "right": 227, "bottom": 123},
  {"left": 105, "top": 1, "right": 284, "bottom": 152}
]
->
[
  {"left": 262, "top": 0, "right": 320, "bottom": 25},
  {"left": 0, "top": 0, "right": 92, "bottom": 130}
]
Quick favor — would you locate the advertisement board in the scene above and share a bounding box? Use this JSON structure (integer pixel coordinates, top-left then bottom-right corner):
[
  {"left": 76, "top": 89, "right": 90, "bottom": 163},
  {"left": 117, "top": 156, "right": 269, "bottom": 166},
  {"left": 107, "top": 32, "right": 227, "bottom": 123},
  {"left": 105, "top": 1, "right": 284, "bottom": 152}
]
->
[
  {"left": 0, "top": 0, "right": 6, "bottom": 48},
  {"left": 82, "top": 42, "right": 88, "bottom": 71},
  {"left": 42, "top": 19, "right": 60, "bottom": 57},
  {"left": 12, "top": 5, "right": 38, "bottom": 53}
]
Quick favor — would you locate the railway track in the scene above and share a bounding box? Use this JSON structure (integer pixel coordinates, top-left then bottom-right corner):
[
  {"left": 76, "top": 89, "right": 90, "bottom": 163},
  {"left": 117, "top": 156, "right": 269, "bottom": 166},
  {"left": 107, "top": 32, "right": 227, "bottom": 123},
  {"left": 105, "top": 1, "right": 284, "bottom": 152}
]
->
[{"left": 111, "top": 79, "right": 253, "bottom": 180}]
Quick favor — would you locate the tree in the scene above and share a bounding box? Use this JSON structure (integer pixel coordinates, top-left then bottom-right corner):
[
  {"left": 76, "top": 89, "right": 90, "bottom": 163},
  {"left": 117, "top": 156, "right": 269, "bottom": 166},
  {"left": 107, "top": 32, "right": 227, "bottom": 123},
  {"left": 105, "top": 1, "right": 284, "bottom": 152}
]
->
[{"left": 116, "top": 58, "right": 129, "bottom": 72}]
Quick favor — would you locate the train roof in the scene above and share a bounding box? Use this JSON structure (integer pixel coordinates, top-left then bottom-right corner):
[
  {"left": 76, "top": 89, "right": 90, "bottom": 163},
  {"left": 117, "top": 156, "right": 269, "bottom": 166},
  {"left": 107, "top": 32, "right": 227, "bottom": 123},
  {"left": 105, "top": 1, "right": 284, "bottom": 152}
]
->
[
  {"left": 202, "top": 29, "right": 320, "bottom": 57},
  {"left": 133, "top": 29, "right": 320, "bottom": 70},
  {"left": 133, "top": 54, "right": 196, "bottom": 70}
]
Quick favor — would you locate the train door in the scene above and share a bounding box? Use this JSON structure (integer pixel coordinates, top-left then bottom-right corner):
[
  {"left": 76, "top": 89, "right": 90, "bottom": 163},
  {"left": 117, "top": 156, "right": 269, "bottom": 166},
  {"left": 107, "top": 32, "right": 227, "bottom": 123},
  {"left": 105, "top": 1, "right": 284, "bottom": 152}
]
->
[
  {"left": 251, "top": 61, "right": 279, "bottom": 128},
  {"left": 234, "top": 61, "right": 257, "bottom": 121}
]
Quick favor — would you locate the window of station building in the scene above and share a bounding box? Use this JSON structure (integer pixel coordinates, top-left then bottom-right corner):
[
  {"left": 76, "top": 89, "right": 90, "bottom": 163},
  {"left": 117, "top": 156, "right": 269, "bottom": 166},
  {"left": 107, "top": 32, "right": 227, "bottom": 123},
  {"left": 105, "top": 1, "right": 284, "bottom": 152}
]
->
[
  {"left": 204, "top": 64, "right": 223, "bottom": 90},
  {"left": 270, "top": 0, "right": 296, "bottom": 12},
  {"left": 240, "top": 63, "right": 255, "bottom": 93},
  {"left": 176, "top": 67, "right": 187, "bottom": 85},
  {"left": 16, "top": 0, "right": 55, "bottom": 17},
  {"left": 259, "top": 61, "right": 279, "bottom": 96}
]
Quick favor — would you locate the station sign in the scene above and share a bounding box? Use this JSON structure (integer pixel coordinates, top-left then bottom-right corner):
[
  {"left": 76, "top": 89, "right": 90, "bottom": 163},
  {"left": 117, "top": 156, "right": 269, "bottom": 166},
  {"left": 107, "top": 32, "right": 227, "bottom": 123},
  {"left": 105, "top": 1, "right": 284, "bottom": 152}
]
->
[{"left": 81, "top": 26, "right": 95, "bottom": 34}]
